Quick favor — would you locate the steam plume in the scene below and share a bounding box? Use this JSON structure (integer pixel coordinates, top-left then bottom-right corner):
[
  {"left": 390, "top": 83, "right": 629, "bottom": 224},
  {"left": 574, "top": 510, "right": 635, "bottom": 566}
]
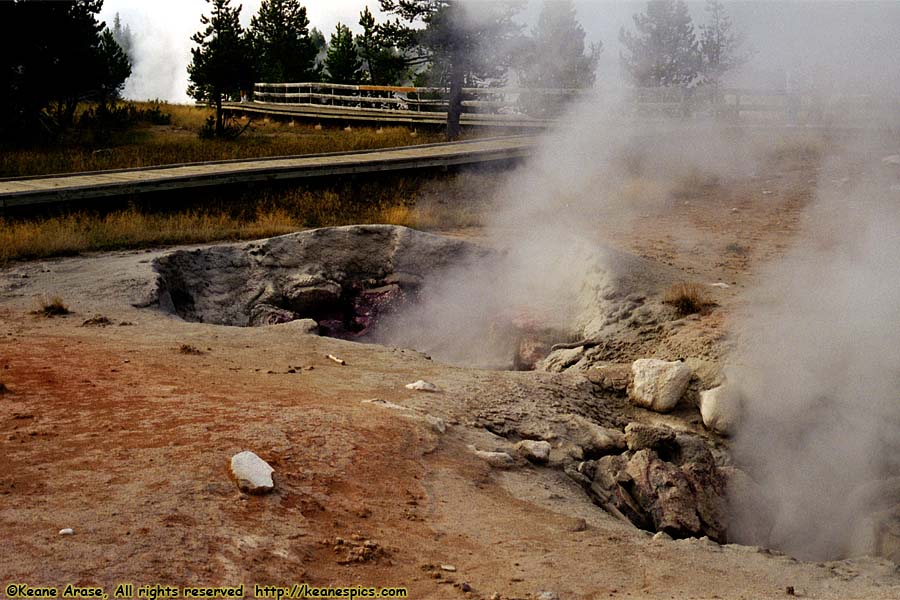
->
[{"left": 727, "top": 136, "right": 900, "bottom": 560}]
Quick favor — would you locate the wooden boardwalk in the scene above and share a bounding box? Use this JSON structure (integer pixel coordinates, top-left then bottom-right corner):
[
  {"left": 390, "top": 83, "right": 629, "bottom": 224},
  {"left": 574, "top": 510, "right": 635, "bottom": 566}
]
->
[{"left": 0, "top": 136, "right": 536, "bottom": 209}]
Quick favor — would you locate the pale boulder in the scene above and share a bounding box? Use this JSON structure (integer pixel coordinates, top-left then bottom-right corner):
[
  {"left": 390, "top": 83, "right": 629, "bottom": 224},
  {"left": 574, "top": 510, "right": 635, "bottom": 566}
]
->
[
  {"left": 629, "top": 359, "right": 692, "bottom": 412},
  {"left": 699, "top": 385, "right": 741, "bottom": 435},
  {"left": 230, "top": 451, "right": 275, "bottom": 494},
  {"left": 515, "top": 440, "right": 552, "bottom": 464}
]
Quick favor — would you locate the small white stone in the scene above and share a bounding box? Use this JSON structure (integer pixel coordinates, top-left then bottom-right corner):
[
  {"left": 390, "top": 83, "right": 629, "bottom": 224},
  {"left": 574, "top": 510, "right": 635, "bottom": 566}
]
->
[
  {"left": 710, "top": 282, "right": 730, "bottom": 289},
  {"left": 59, "top": 528, "right": 74, "bottom": 536},
  {"left": 405, "top": 380, "right": 438, "bottom": 392},
  {"left": 440, "top": 564, "right": 457, "bottom": 572},
  {"left": 652, "top": 531, "right": 672, "bottom": 541},
  {"left": 468, "top": 445, "right": 516, "bottom": 469},
  {"left": 230, "top": 451, "right": 275, "bottom": 494}
]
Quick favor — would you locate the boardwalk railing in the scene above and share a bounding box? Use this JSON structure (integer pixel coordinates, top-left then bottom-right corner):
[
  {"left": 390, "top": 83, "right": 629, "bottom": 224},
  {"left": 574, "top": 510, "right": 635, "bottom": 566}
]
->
[
  {"left": 252, "top": 82, "right": 583, "bottom": 116},
  {"left": 251, "top": 82, "right": 900, "bottom": 125},
  {"left": 629, "top": 86, "right": 900, "bottom": 124}
]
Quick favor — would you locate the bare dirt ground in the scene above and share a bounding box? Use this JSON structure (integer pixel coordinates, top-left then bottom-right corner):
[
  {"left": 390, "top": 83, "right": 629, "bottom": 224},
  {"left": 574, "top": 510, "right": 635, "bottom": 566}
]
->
[{"left": 2, "top": 144, "right": 899, "bottom": 599}]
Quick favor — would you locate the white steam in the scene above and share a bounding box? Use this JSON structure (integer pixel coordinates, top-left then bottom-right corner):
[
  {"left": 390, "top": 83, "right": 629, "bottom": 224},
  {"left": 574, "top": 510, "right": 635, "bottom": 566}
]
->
[
  {"left": 727, "top": 137, "right": 900, "bottom": 560},
  {"left": 373, "top": 90, "right": 770, "bottom": 368}
]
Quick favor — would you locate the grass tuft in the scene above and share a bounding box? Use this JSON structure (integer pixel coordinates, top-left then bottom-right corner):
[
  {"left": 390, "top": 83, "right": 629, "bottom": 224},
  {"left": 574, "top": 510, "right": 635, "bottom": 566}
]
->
[
  {"left": 31, "top": 295, "right": 71, "bottom": 317},
  {"left": 663, "top": 282, "right": 712, "bottom": 316},
  {"left": 178, "top": 344, "right": 204, "bottom": 355}
]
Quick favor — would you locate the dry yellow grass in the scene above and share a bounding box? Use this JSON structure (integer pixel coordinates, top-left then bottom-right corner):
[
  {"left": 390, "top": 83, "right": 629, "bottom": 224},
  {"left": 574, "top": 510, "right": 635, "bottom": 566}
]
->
[
  {"left": 0, "top": 205, "right": 455, "bottom": 263},
  {"left": 0, "top": 170, "right": 497, "bottom": 263},
  {"left": 663, "top": 282, "right": 713, "bottom": 316},
  {"left": 0, "top": 210, "right": 300, "bottom": 263},
  {"left": 0, "top": 102, "right": 445, "bottom": 177},
  {"left": 30, "top": 295, "right": 71, "bottom": 317},
  {"left": 378, "top": 201, "right": 483, "bottom": 230}
]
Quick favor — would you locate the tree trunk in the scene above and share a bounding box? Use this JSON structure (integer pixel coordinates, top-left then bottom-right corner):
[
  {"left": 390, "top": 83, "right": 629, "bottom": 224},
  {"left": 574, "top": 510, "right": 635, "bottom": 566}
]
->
[
  {"left": 215, "top": 94, "right": 224, "bottom": 138},
  {"left": 446, "top": 57, "right": 465, "bottom": 141}
]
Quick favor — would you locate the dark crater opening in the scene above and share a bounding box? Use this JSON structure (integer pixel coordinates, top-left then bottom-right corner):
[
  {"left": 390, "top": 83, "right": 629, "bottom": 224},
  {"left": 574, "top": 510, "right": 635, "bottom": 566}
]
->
[
  {"left": 151, "top": 225, "right": 583, "bottom": 370},
  {"left": 154, "top": 225, "right": 485, "bottom": 339}
]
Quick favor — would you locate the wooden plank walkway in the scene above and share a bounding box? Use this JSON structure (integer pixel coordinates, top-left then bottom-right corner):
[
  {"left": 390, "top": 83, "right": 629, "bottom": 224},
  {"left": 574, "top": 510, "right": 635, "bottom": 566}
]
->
[
  {"left": 0, "top": 136, "right": 537, "bottom": 209},
  {"left": 222, "top": 101, "right": 553, "bottom": 130}
]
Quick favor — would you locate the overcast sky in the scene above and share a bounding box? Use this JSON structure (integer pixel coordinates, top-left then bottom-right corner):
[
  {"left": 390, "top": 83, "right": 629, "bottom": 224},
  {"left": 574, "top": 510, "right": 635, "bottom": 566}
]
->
[{"left": 99, "top": 1, "right": 900, "bottom": 103}]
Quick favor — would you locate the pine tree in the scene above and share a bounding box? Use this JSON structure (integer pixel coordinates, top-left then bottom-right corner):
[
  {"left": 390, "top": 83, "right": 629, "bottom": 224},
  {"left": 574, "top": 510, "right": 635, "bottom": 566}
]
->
[
  {"left": 699, "top": 0, "right": 745, "bottom": 91},
  {"left": 187, "top": 0, "right": 253, "bottom": 137},
  {"left": 520, "top": 0, "right": 600, "bottom": 89},
  {"left": 0, "top": 0, "right": 131, "bottom": 140},
  {"left": 619, "top": 0, "right": 700, "bottom": 88},
  {"left": 324, "top": 23, "right": 362, "bottom": 84},
  {"left": 97, "top": 27, "right": 132, "bottom": 107},
  {"left": 379, "top": 0, "right": 523, "bottom": 140},
  {"left": 248, "top": 0, "right": 319, "bottom": 83},
  {"left": 357, "top": 5, "right": 406, "bottom": 85},
  {"left": 112, "top": 13, "right": 135, "bottom": 63},
  {"left": 50, "top": 0, "right": 107, "bottom": 128}
]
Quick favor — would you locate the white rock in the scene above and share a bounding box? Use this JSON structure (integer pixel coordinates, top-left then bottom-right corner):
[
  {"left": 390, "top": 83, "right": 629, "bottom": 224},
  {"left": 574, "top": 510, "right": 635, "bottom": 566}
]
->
[
  {"left": 881, "top": 154, "right": 900, "bottom": 165},
  {"left": 440, "top": 564, "right": 457, "bottom": 572},
  {"left": 515, "top": 440, "right": 552, "bottom": 463},
  {"left": 405, "top": 380, "right": 438, "bottom": 392},
  {"left": 699, "top": 385, "right": 741, "bottom": 435},
  {"left": 537, "top": 592, "right": 560, "bottom": 600},
  {"left": 59, "top": 528, "right": 74, "bottom": 536},
  {"left": 230, "top": 451, "right": 275, "bottom": 494},
  {"left": 468, "top": 446, "right": 516, "bottom": 469},
  {"left": 710, "top": 282, "right": 730, "bottom": 289},
  {"left": 652, "top": 531, "right": 672, "bottom": 541},
  {"left": 629, "top": 359, "right": 693, "bottom": 412}
]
